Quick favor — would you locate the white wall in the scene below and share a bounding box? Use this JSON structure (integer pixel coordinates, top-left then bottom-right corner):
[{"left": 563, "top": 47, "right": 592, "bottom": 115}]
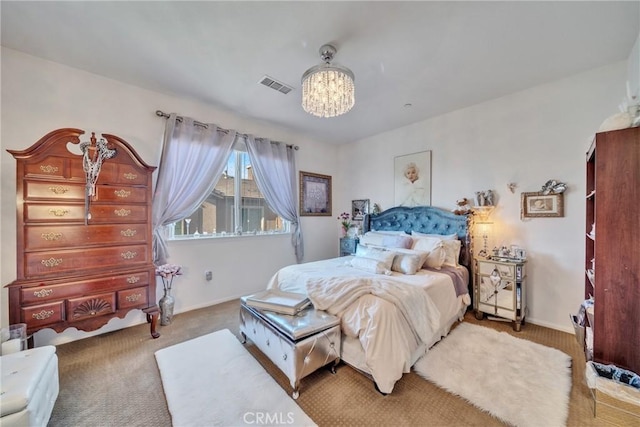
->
[
  {"left": 336, "top": 61, "right": 628, "bottom": 332},
  {"left": 0, "top": 46, "right": 630, "bottom": 345},
  {"left": 0, "top": 48, "right": 339, "bottom": 345}
]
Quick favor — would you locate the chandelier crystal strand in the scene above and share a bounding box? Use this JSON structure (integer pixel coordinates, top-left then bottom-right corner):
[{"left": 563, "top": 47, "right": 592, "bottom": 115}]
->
[{"left": 302, "top": 45, "right": 355, "bottom": 118}]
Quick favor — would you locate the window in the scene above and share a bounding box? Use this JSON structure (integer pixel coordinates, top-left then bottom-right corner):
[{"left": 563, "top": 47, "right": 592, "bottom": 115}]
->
[{"left": 171, "top": 142, "right": 288, "bottom": 238}]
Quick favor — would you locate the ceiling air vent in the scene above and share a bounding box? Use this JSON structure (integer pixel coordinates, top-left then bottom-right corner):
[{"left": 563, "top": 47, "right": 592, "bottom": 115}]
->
[{"left": 259, "top": 75, "right": 293, "bottom": 95}]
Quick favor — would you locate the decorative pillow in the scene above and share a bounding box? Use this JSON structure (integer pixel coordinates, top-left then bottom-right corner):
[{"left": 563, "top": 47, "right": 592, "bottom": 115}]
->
[
  {"left": 442, "top": 239, "right": 462, "bottom": 267},
  {"left": 391, "top": 247, "right": 430, "bottom": 270},
  {"left": 381, "top": 234, "right": 413, "bottom": 249},
  {"left": 412, "top": 237, "right": 446, "bottom": 269},
  {"left": 412, "top": 231, "right": 458, "bottom": 240},
  {"left": 359, "top": 231, "right": 410, "bottom": 247},
  {"left": 355, "top": 244, "right": 396, "bottom": 270},
  {"left": 350, "top": 256, "right": 392, "bottom": 275},
  {"left": 391, "top": 252, "right": 422, "bottom": 275}
]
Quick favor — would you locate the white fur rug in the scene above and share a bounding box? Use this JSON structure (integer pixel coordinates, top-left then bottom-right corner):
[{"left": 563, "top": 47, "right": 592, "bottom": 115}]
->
[
  {"left": 414, "top": 322, "right": 572, "bottom": 427},
  {"left": 155, "top": 329, "right": 316, "bottom": 427}
]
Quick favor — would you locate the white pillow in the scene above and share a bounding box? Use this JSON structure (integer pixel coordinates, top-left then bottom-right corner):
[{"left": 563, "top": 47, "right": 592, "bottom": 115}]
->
[
  {"left": 350, "top": 257, "right": 392, "bottom": 275},
  {"left": 412, "top": 237, "right": 446, "bottom": 269},
  {"left": 359, "top": 231, "right": 409, "bottom": 247},
  {"left": 442, "top": 239, "right": 462, "bottom": 267},
  {"left": 355, "top": 244, "right": 396, "bottom": 270},
  {"left": 372, "top": 230, "right": 410, "bottom": 235},
  {"left": 381, "top": 234, "right": 413, "bottom": 249},
  {"left": 391, "top": 247, "right": 430, "bottom": 270},
  {"left": 391, "top": 252, "right": 422, "bottom": 275},
  {"left": 412, "top": 231, "right": 458, "bottom": 240}
]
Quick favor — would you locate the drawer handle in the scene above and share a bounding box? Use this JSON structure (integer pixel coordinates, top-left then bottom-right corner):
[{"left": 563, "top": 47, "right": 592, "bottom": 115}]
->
[
  {"left": 48, "top": 185, "right": 69, "bottom": 194},
  {"left": 121, "top": 251, "right": 137, "bottom": 260},
  {"left": 330, "top": 342, "right": 335, "bottom": 348},
  {"left": 49, "top": 208, "right": 69, "bottom": 217},
  {"left": 32, "top": 309, "right": 54, "bottom": 320},
  {"left": 283, "top": 354, "right": 287, "bottom": 361},
  {"left": 127, "top": 276, "right": 140, "bottom": 284},
  {"left": 33, "top": 289, "right": 54, "bottom": 298},
  {"left": 123, "top": 172, "right": 138, "bottom": 180},
  {"left": 126, "top": 293, "right": 142, "bottom": 302},
  {"left": 41, "top": 232, "right": 62, "bottom": 241},
  {"left": 121, "top": 229, "right": 137, "bottom": 237},
  {"left": 41, "top": 258, "right": 63, "bottom": 267},
  {"left": 40, "top": 165, "right": 59, "bottom": 173},
  {"left": 266, "top": 339, "right": 270, "bottom": 346},
  {"left": 253, "top": 328, "right": 256, "bottom": 335},
  {"left": 114, "top": 208, "right": 131, "bottom": 217},
  {"left": 114, "top": 189, "right": 131, "bottom": 198}
]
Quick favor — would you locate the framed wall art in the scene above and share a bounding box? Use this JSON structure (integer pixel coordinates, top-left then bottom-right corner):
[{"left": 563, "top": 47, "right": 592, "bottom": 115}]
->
[
  {"left": 299, "top": 171, "right": 332, "bottom": 216},
  {"left": 521, "top": 192, "right": 564, "bottom": 218},
  {"left": 394, "top": 150, "right": 431, "bottom": 207},
  {"left": 351, "top": 199, "right": 370, "bottom": 221}
]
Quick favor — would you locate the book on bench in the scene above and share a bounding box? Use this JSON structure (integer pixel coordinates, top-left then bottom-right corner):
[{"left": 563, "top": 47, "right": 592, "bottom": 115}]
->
[{"left": 244, "top": 290, "right": 312, "bottom": 316}]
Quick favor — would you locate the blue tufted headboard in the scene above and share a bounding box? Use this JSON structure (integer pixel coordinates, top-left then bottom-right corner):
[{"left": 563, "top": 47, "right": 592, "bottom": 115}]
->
[{"left": 363, "top": 206, "right": 473, "bottom": 269}]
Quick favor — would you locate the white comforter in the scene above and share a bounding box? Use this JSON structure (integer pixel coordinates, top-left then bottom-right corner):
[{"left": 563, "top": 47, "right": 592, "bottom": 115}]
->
[{"left": 266, "top": 256, "right": 467, "bottom": 393}]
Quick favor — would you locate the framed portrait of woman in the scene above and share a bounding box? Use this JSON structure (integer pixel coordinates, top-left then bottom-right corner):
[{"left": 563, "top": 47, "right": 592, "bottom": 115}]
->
[{"left": 394, "top": 151, "right": 431, "bottom": 207}]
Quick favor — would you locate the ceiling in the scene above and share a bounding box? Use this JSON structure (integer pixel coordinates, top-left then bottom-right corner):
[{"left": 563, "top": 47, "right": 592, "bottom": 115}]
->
[{"left": 2, "top": 1, "right": 638, "bottom": 145}]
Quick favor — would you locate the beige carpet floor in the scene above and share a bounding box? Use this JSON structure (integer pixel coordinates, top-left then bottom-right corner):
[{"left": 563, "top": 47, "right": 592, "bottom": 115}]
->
[{"left": 48, "top": 300, "right": 600, "bottom": 426}]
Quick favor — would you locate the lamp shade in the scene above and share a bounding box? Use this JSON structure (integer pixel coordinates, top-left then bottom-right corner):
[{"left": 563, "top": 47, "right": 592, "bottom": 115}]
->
[
  {"left": 473, "top": 206, "right": 495, "bottom": 223},
  {"left": 302, "top": 44, "right": 355, "bottom": 118}
]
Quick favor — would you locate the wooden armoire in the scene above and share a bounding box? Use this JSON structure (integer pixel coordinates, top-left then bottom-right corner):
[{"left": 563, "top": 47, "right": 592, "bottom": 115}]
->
[
  {"left": 6, "top": 128, "right": 160, "bottom": 340},
  {"left": 585, "top": 126, "right": 639, "bottom": 374}
]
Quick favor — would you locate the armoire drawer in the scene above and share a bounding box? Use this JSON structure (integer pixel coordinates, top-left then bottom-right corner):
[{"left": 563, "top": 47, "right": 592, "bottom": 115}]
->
[
  {"left": 78, "top": 162, "right": 148, "bottom": 185},
  {"left": 24, "top": 203, "right": 147, "bottom": 223},
  {"left": 24, "top": 181, "right": 85, "bottom": 201},
  {"left": 19, "top": 270, "right": 150, "bottom": 304},
  {"left": 94, "top": 185, "right": 148, "bottom": 203},
  {"left": 23, "top": 157, "right": 71, "bottom": 179},
  {"left": 25, "top": 224, "right": 148, "bottom": 250},
  {"left": 83, "top": 204, "right": 148, "bottom": 223},
  {"left": 24, "top": 245, "right": 149, "bottom": 278},
  {"left": 67, "top": 293, "right": 116, "bottom": 321},
  {"left": 118, "top": 287, "right": 149, "bottom": 309},
  {"left": 24, "top": 203, "right": 85, "bottom": 222},
  {"left": 22, "top": 302, "right": 65, "bottom": 328}
]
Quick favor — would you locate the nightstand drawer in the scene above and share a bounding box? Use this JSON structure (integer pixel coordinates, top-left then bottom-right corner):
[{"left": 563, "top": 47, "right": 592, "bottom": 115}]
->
[
  {"left": 339, "top": 237, "right": 359, "bottom": 256},
  {"left": 478, "top": 261, "right": 515, "bottom": 279}
]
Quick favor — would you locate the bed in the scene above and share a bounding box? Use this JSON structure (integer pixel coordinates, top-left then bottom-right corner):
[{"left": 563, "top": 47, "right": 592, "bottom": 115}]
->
[{"left": 266, "top": 206, "right": 473, "bottom": 394}]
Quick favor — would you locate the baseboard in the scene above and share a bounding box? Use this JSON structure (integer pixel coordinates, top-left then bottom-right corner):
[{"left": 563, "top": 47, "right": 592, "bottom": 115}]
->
[{"left": 525, "top": 317, "right": 574, "bottom": 334}]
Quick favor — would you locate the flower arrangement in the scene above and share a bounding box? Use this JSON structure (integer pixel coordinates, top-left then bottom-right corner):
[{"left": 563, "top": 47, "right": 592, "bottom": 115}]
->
[
  {"left": 337, "top": 212, "right": 352, "bottom": 233},
  {"left": 155, "top": 263, "right": 183, "bottom": 292}
]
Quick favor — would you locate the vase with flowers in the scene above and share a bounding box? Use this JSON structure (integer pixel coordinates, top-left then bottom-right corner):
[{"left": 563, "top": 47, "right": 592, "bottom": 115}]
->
[
  {"left": 337, "top": 212, "right": 352, "bottom": 237},
  {"left": 155, "top": 263, "right": 182, "bottom": 325}
]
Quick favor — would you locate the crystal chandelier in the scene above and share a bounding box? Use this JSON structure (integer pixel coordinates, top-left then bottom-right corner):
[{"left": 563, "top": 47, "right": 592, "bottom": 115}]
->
[{"left": 301, "top": 44, "right": 355, "bottom": 118}]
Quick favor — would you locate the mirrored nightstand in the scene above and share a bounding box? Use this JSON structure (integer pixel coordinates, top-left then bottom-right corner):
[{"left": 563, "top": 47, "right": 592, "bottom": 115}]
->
[{"left": 339, "top": 237, "right": 359, "bottom": 256}]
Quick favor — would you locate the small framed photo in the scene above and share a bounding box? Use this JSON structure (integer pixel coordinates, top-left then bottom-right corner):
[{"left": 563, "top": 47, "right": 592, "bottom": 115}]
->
[
  {"left": 351, "top": 199, "right": 370, "bottom": 221},
  {"left": 521, "top": 192, "right": 564, "bottom": 218},
  {"left": 299, "top": 171, "right": 332, "bottom": 216}
]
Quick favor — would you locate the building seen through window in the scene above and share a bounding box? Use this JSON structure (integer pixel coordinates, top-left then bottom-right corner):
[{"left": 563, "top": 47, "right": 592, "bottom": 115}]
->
[{"left": 171, "top": 149, "right": 288, "bottom": 238}]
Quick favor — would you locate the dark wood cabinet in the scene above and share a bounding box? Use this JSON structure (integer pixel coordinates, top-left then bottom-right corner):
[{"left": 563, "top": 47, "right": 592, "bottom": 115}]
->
[
  {"left": 6, "top": 128, "right": 160, "bottom": 340},
  {"left": 585, "top": 126, "right": 639, "bottom": 374}
]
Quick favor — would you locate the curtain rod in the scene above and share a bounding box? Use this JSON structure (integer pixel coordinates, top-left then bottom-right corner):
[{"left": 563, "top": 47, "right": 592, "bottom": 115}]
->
[{"left": 155, "top": 110, "right": 299, "bottom": 150}]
